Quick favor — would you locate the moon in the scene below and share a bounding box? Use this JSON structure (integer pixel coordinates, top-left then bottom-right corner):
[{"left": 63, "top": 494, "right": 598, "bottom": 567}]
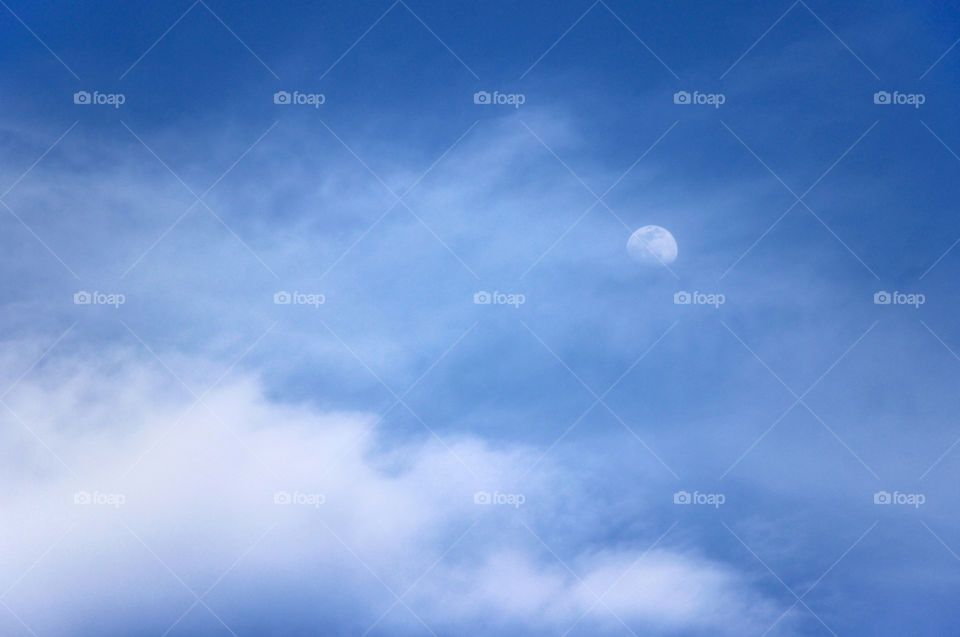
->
[{"left": 627, "top": 225, "right": 677, "bottom": 265}]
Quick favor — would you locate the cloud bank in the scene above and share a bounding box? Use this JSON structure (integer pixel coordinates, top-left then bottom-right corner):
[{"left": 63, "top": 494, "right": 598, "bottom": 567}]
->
[{"left": 0, "top": 346, "right": 780, "bottom": 636}]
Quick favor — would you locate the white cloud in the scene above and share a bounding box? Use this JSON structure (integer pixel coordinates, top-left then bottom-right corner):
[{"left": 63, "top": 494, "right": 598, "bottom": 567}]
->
[{"left": 0, "top": 346, "right": 784, "bottom": 636}]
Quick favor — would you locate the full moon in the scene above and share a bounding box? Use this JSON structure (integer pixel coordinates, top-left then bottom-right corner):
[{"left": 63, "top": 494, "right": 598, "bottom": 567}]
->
[{"left": 627, "top": 225, "right": 678, "bottom": 264}]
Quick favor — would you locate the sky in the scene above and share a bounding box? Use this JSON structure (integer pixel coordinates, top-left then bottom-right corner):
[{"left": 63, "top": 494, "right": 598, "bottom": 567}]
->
[{"left": 1, "top": 1, "right": 960, "bottom": 635}]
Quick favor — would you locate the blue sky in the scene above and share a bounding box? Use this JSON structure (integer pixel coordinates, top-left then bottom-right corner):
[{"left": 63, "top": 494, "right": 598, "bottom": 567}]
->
[{"left": 1, "top": 1, "right": 960, "bottom": 635}]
